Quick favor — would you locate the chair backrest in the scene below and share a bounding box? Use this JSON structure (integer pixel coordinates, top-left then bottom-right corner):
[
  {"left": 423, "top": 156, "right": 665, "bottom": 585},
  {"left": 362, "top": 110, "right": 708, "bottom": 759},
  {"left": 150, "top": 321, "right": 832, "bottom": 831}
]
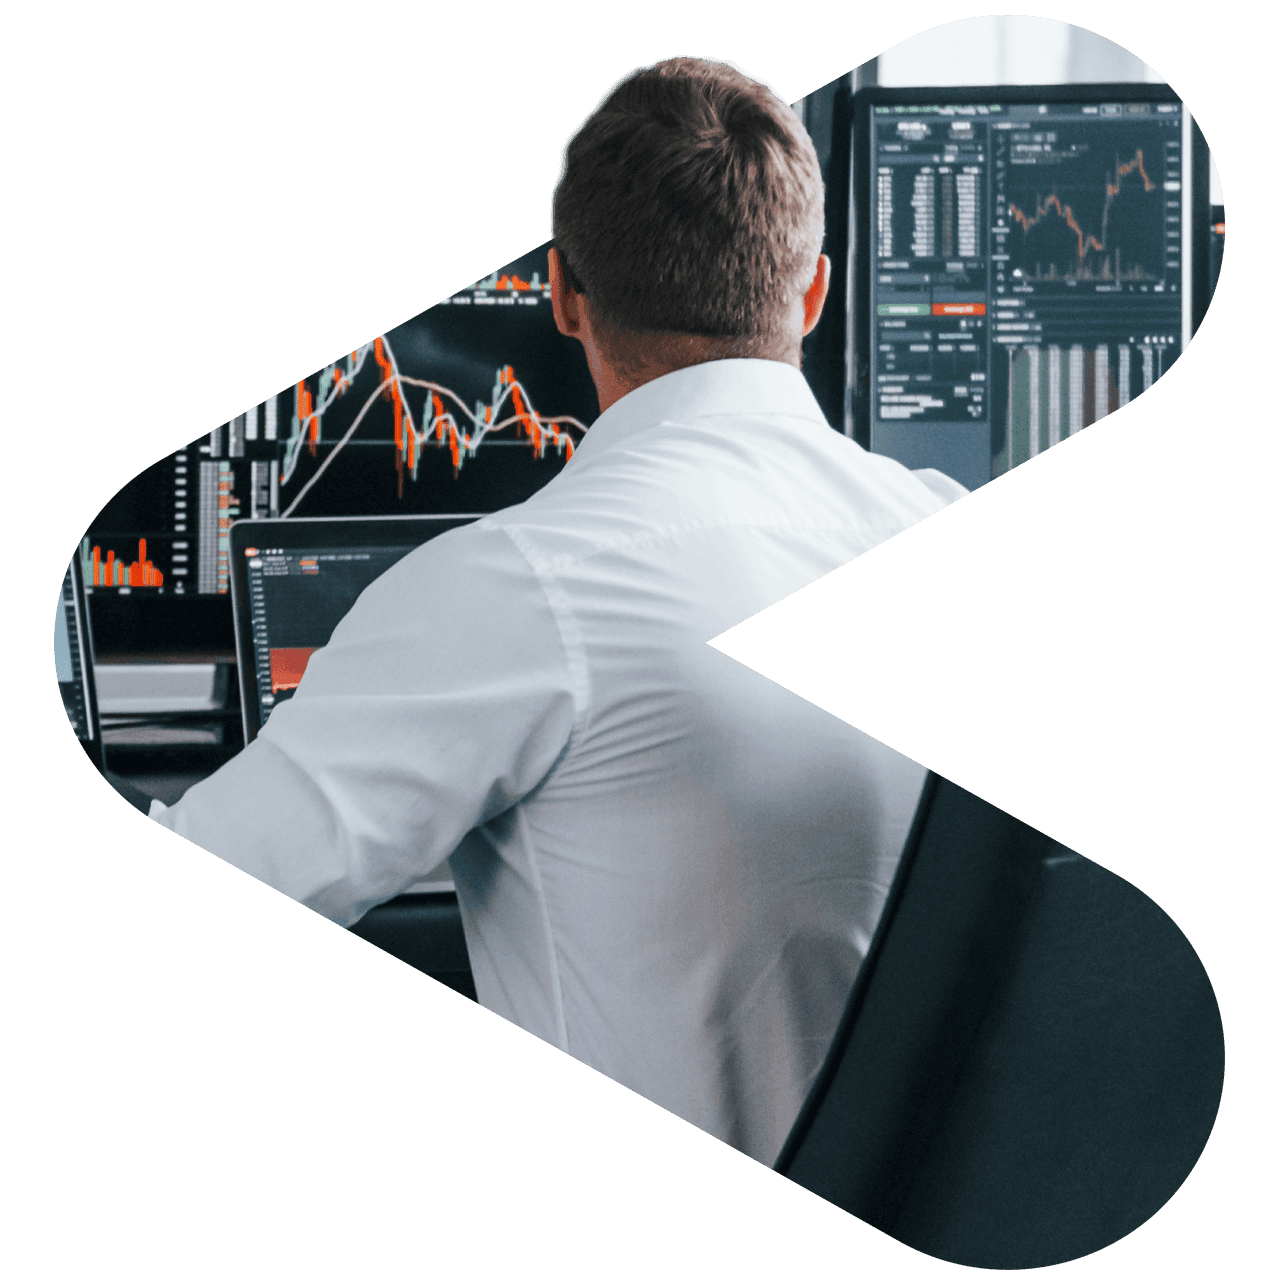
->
[
  {"left": 348, "top": 894, "right": 477, "bottom": 1002},
  {"left": 775, "top": 774, "right": 1224, "bottom": 1269}
]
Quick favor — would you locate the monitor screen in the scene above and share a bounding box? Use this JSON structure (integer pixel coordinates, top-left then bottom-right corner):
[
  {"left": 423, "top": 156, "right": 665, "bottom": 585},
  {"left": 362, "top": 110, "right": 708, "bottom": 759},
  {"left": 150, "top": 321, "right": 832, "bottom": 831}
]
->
[
  {"left": 54, "top": 557, "right": 104, "bottom": 767},
  {"left": 1209, "top": 205, "right": 1224, "bottom": 301},
  {"left": 84, "top": 242, "right": 597, "bottom": 656},
  {"left": 853, "top": 85, "right": 1205, "bottom": 490},
  {"left": 229, "top": 515, "right": 478, "bottom": 742}
]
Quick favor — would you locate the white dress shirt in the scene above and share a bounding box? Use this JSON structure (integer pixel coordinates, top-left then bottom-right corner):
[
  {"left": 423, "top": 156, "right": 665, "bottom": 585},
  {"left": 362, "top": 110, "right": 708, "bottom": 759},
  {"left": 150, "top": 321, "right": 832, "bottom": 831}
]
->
[{"left": 153, "top": 358, "right": 965, "bottom": 1165}]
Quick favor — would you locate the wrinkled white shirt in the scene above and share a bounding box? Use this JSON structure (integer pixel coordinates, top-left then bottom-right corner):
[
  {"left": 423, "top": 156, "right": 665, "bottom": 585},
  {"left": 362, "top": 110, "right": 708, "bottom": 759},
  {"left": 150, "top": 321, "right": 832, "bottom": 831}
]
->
[{"left": 153, "top": 358, "right": 965, "bottom": 1164}]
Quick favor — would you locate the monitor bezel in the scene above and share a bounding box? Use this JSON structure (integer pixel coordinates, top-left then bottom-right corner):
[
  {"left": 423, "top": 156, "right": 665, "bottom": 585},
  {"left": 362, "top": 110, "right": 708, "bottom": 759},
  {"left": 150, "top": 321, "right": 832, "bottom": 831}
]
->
[
  {"left": 229, "top": 514, "right": 483, "bottom": 745},
  {"left": 64, "top": 553, "right": 107, "bottom": 771},
  {"left": 847, "top": 82, "right": 1210, "bottom": 457}
]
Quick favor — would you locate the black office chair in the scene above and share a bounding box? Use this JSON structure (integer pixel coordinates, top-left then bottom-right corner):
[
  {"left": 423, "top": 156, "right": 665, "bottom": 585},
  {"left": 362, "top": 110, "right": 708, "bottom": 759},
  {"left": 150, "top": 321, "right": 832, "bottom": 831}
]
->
[
  {"left": 103, "top": 769, "right": 158, "bottom": 814},
  {"left": 775, "top": 773, "right": 1224, "bottom": 1269},
  {"left": 349, "top": 894, "right": 477, "bottom": 1001}
]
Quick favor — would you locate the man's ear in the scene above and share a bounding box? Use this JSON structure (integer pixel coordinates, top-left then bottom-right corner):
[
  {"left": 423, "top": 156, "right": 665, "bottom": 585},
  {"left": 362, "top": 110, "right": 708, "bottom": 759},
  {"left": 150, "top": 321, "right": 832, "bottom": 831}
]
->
[
  {"left": 801, "top": 254, "right": 831, "bottom": 337},
  {"left": 548, "top": 247, "right": 583, "bottom": 339}
]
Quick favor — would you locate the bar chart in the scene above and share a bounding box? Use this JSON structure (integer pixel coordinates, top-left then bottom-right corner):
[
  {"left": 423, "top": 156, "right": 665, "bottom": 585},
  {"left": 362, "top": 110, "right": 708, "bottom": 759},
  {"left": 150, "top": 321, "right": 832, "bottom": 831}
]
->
[{"left": 994, "top": 340, "right": 1171, "bottom": 475}]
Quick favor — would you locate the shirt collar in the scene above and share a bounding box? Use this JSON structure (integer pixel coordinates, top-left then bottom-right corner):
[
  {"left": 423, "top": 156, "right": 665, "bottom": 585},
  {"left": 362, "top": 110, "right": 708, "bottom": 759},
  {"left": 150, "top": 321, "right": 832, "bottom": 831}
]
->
[{"left": 570, "top": 358, "right": 830, "bottom": 464}]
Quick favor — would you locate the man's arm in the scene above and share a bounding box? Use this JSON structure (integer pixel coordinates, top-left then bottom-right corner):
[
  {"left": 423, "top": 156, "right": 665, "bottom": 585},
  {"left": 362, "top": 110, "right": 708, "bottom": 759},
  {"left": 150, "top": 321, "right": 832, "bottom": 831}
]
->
[
  {"left": 150, "top": 524, "right": 579, "bottom": 927},
  {"left": 908, "top": 467, "right": 969, "bottom": 506}
]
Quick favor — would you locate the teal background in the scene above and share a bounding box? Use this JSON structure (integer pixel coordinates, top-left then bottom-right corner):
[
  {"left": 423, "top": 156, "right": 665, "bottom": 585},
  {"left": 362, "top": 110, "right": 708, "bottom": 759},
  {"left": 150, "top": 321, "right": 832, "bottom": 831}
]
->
[{"left": 7, "top": 5, "right": 1269, "bottom": 1274}]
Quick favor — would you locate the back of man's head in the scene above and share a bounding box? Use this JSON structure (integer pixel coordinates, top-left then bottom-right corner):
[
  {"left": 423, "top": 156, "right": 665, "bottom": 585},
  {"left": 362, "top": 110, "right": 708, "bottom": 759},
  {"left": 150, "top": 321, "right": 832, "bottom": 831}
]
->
[{"left": 552, "top": 59, "right": 825, "bottom": 367}]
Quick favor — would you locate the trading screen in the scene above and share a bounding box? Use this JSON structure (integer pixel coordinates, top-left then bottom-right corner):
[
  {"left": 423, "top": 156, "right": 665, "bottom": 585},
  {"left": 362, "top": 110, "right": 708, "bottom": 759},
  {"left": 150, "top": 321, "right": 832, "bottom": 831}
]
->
[
  {"left": 241, "top": 540, "right": 432, "bottom": 735},
  {"left": 865, "top": 93, "right": 1190, "bottom": 489},
  {"left": 83, "top": 243, "right": 597, "bottom": 651}
]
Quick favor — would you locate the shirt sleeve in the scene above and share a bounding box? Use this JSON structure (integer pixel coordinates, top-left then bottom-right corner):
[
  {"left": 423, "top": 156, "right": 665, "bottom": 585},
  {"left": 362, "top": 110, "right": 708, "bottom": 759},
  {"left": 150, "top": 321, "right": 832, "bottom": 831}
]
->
[
  {"left": 150, "top": 524, "right": 580, "bottom": 927},
  {"left": 910, "top": 466, "right": 970, "bottom": 505}
]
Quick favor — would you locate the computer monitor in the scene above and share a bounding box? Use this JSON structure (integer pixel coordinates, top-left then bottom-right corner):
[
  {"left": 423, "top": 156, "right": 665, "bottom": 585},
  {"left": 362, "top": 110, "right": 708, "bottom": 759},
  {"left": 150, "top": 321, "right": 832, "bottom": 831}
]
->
[
  {"left": 1209, "top": 205, "right": 1225, "bottom": 303},
  {"left": 55, "top": 555, "right": 106, "bottom": 769},
  {"left": 83, "top": 242, "right": 597, "bottom": 657},
  {"left": 228, "top": 515, "right": 479, "bottom": 743},
  {"left": 851, "top": 84, "right": 1211, "bottom": 490}
]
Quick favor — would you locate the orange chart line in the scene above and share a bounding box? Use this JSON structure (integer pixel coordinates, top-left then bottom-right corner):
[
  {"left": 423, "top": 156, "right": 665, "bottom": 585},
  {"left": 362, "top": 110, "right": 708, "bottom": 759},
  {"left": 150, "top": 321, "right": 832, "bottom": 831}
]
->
[
  {"left": 1008, "top": 149, "right": 1154, "bottom": 264},
  {"left": 277, "top": 359, "right": 587, "bottom": 519}
]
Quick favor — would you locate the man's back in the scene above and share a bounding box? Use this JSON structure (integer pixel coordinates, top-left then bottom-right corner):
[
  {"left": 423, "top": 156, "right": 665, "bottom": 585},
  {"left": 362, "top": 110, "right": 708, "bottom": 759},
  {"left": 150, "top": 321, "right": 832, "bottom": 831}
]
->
[
  {"left": 159, "top": 358, "right": 961, "bottom": 1165},
  {"left": 462, "top": 360, "right": 960, "bottom": 1161}
]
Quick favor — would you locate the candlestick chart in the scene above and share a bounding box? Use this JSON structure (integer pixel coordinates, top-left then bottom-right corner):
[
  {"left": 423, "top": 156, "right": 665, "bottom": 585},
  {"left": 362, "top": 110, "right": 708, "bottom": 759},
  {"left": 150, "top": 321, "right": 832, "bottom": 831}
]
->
[
  {"left": 277, "top": 335, "right": 588, "bottom": 518},
  {"left": 998, "top": 117, "right": 1179, "bottom": 287},
  {"left": 1007, "top": 151, "right": 1154, "bottom": 281},
  {"left": 256, "top": 240, "right": 595, "bottom": 519},
  {"left": 81, "top": 241, "right": 598, "bottom": 650}
]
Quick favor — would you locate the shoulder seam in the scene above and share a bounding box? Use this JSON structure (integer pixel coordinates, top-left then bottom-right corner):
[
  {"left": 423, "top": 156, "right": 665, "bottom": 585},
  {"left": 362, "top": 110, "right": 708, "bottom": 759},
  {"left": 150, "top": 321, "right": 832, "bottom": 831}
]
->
[{"left": 498, "top": 523, "right": 591, "bottom": 731}]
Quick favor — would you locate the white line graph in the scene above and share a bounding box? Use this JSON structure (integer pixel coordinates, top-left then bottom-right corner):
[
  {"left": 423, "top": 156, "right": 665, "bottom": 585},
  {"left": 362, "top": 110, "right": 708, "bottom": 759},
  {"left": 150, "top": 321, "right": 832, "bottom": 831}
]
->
[{"left": 278, "top": 332, "right": 588, "bottom": 518}]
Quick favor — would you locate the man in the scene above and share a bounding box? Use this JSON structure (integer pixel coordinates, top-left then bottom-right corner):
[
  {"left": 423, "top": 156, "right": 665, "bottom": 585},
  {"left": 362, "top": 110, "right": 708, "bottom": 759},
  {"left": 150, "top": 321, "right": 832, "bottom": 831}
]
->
[{"left": 153, "top": 58, "right": 965, "bottom": 1165}]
